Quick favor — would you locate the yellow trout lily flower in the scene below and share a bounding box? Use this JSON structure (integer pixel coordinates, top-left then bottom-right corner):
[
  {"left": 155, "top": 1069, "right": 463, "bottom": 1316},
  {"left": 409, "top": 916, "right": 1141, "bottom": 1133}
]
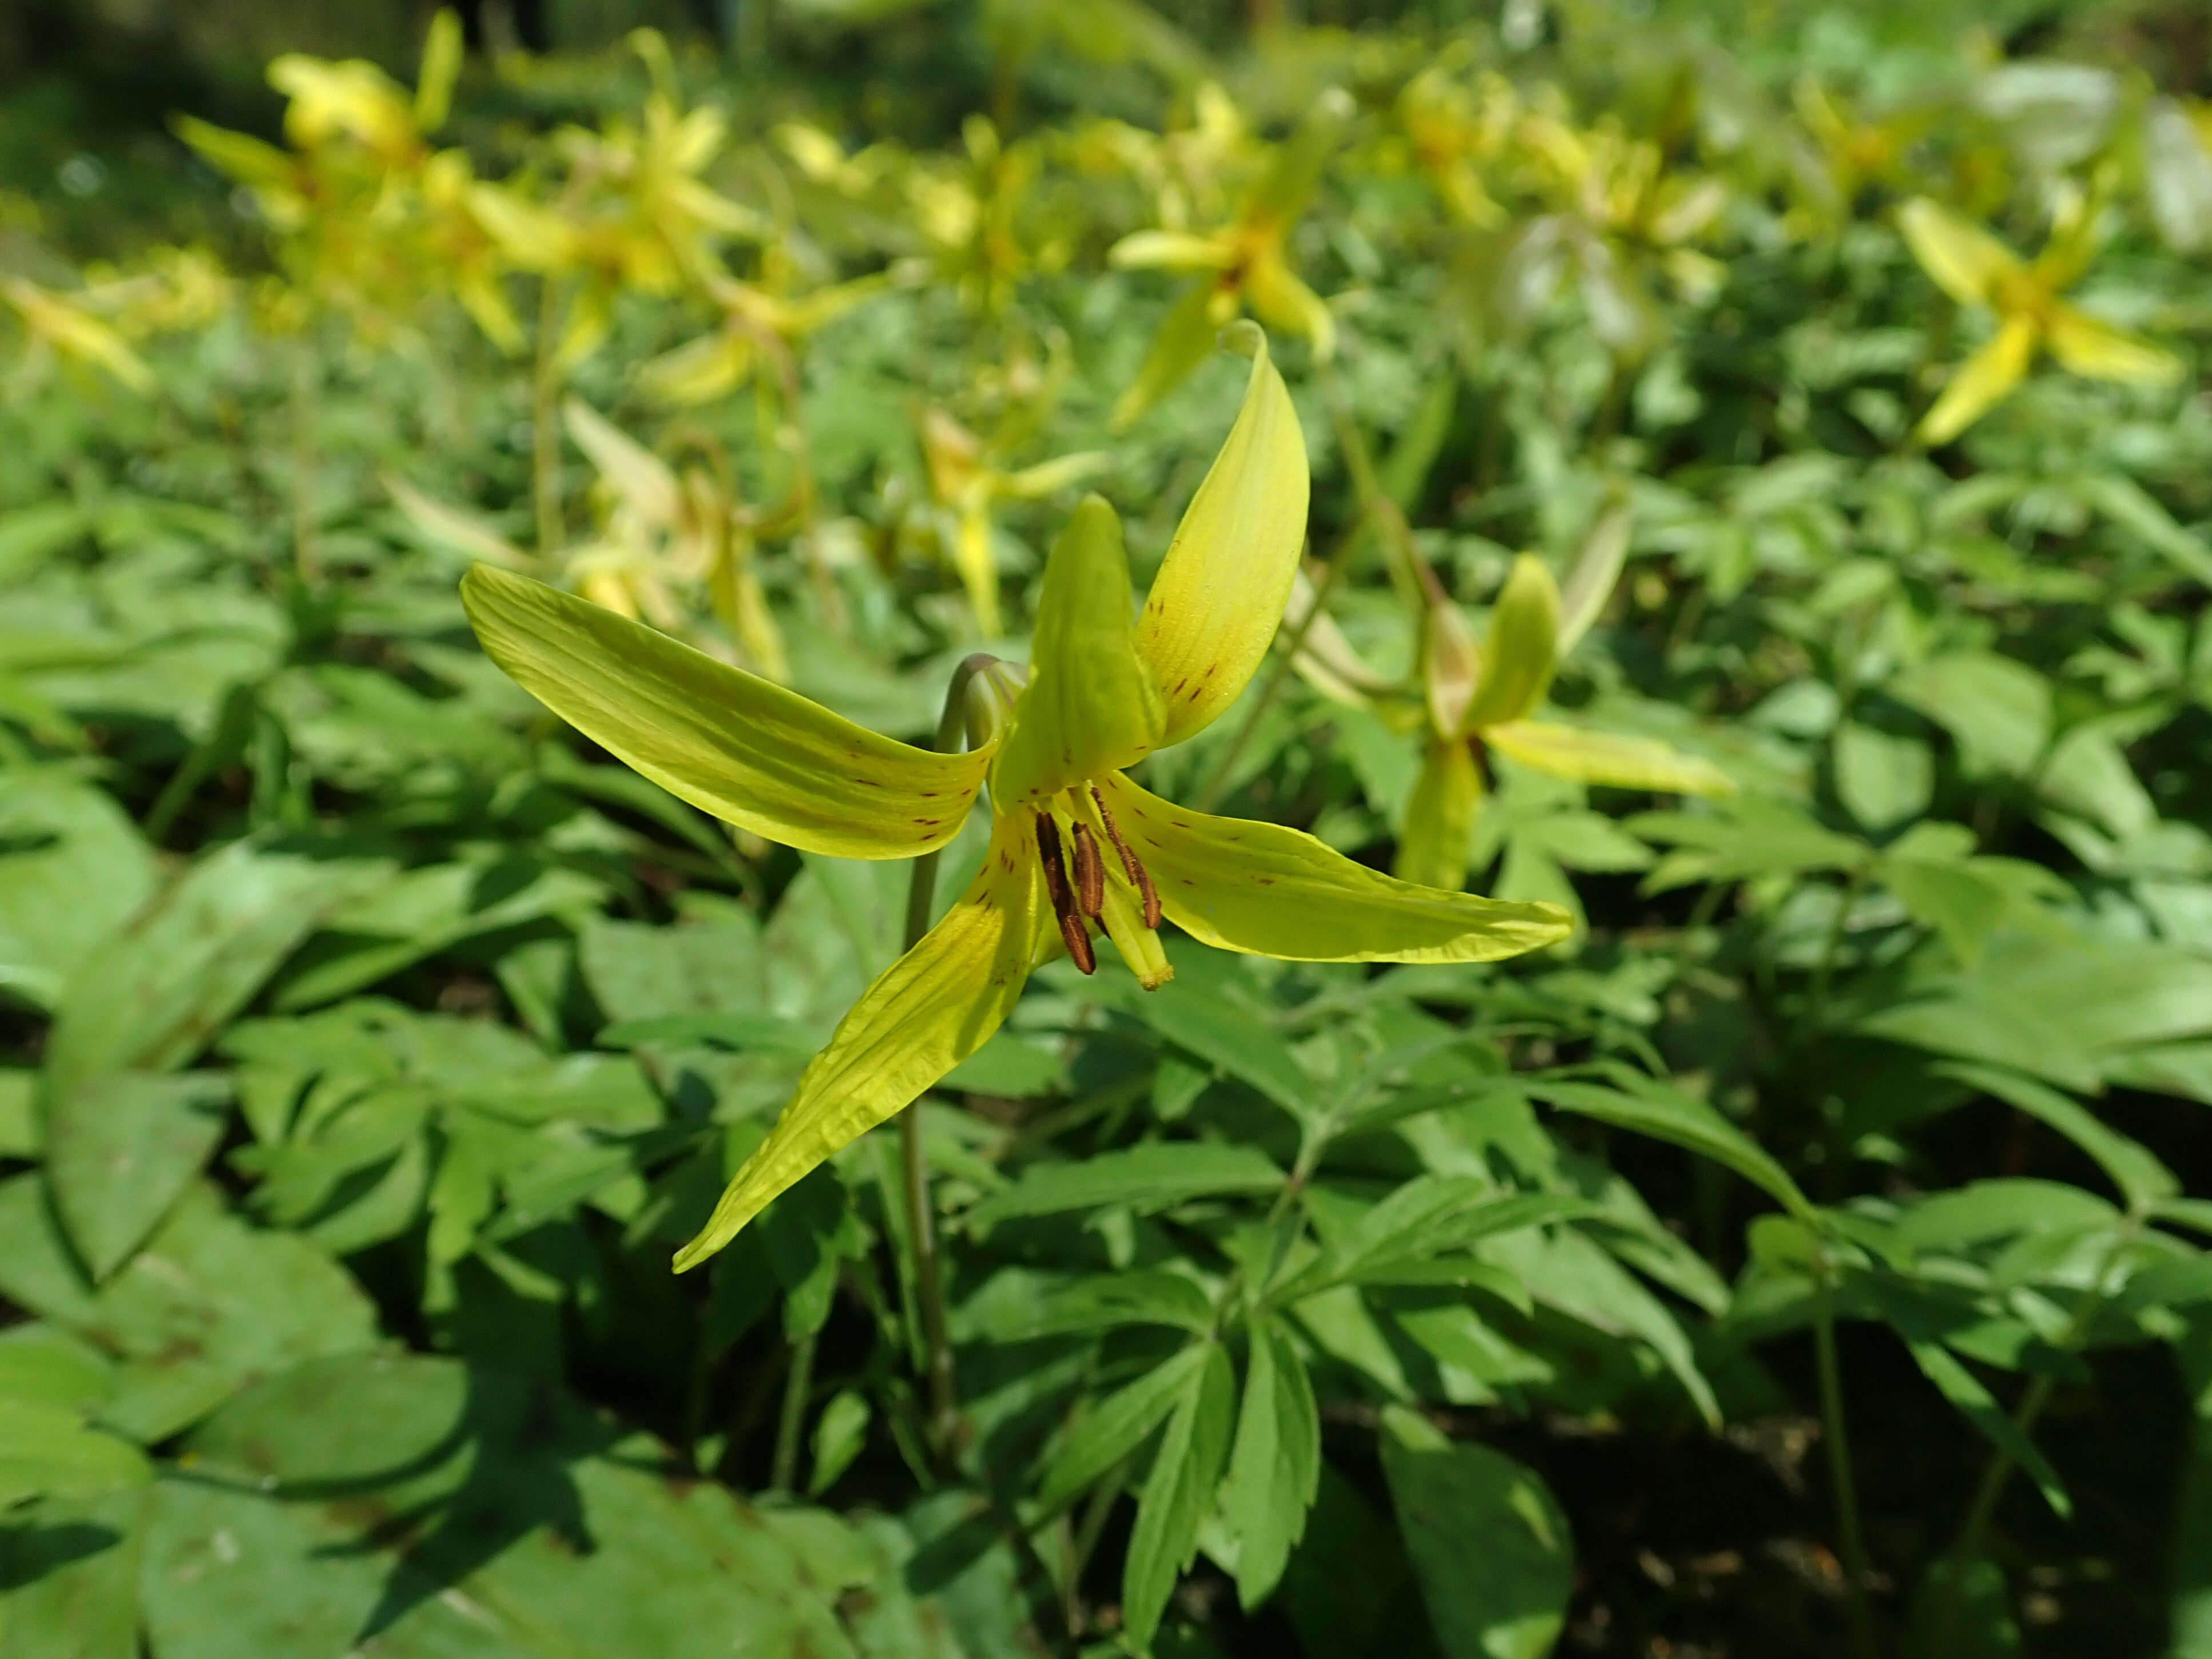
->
[
  {"left": 1107, "top": 92, "right": 1349, "bottom": 428},
  {"left": 1399, "top": 511, "right": 1733, "bottom": 890},
  {"left": 915, "top": 406, "right": 1109, "bottom": 637},
  {"left": 459, "top": 335, "right": 1570, "bottom": 1269},
  {"left": 1900, "top": 193, "right": 2182, "bottom": 445}
]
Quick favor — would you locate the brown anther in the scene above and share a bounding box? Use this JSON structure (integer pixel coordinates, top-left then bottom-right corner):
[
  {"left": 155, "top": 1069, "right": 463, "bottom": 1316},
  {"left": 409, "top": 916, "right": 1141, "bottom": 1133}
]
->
[
  {"left": 1035, "top": 813, "right": 1095, "bottom": 974},
  {"left": 1090, "top": 786, "right": 1161, "bottom": 930},
  {"left": 1070, "top": 822, "right": 1105, "bottom": 919}
]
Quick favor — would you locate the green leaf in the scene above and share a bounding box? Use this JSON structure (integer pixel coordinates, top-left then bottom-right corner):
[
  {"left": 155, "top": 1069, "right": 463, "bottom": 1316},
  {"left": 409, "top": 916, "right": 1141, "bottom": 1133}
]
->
[
  {"left": 1833, "top": 720, "right": 1932, "bottom": 831},
  {"left": 1904, "top": 1339, "right": 2071, "bottom": 1518},
  {"left": 47, "top": 1070, "right": 233, "bottom": 1281},
  {"left": 1380, "top": 1422, "right": 1573, "bottom": 1659},
  {"left": 1117, "top": 977, "right": 1312, "bottom": 1117},
  {"left": 968, "top": 1142, "right": 1284, "bottom": 1227},
  {"left": 1935, "top": 1062, "right": 2177, "bottom": 1211},
  {"left": 1909, "top": 1554, "right": 2022, "bottom": 1659},
  {"left": 0, "top": 769, "right": 157, "bottom": 1010},
  {"left": 141, "top": 1352, "right": 897, "bottom": 1659},
  {"left": 1121, "top": 1340, "right": 1234, "bottom": 1651},
  {"left": 1530, "top": 1073, "right": 1816, "bottom": 1224},
  {"left": 1891, "top": 653, "right": 2051, "bottom": 779},
  {"left": 807, "top": 1389, "right": 871, "bottom": 1497},
  {"left": 1279, "top": 1180, "right": 1599, "bottom": 1300},
  {"left": 1219, "top": 1314, "right": 1320, "bottom": 1609},
  {"left": 0, "top": 1398, "right": 149, "bottom": 1507},
  {"left": 1039, "top": 1343, "right": 1210, "bottom": 1509},
  {"left": 41, "top": 843, "right": 390, "bottom": 1097},
  {"left": 0, "top": 1488, "right": 148, "bottom": 1659},
  {"left": 0, "top": 1177, "right": 375, "bottom": 1440}
]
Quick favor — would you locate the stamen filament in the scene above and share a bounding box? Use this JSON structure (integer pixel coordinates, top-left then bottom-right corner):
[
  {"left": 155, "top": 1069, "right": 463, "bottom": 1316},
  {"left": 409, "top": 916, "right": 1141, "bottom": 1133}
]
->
[
  {"left": 1034, "top": 812, "right": 1095, "bottom": 974},
  {"left": 1070, "top": 821, "right": 1105, "bottom": 918},
  {"left": 1090, "top": 785, "right": 1161, "bottom": 929}
]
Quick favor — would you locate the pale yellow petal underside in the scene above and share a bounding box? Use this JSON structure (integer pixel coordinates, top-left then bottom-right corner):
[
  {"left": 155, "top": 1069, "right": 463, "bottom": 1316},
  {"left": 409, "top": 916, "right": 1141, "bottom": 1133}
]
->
[
  {"left": 1486, "top": 720, "right": 1735, "bottom": 795},
  {"left": 2044, "top": 305, "right": 2183, "bottom": 384},
  {"left": 1917, "top": 315, "right": 2036, "bottom": 445},
  {"left": 462, "top": 565, "right": 988, "bottom": 859},
  {"left": 673, "top": 812, "right": 1049, "bottom": 1268},
  {"left": 1898, "top": 198, "right": 2021, "bottom": 308},
  {"left": 1099, "top": 775, "right": 1568, "bottom": 964},
  {"left": 1135, "top": 334, "right": 1310, "bottom": 744}
]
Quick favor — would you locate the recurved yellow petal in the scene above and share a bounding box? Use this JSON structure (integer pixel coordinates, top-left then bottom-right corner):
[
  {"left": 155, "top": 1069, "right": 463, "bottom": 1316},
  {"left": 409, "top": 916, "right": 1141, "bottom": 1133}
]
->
[
  {"left": 994, "top": 496, "right": 1165, "bottom": 806},
  {"left": 2045, "top": 304, "right": 2183, "bottom": 384},
  {"left": 1898, "top": 198, "right": 2022, "bottom": 308},
  {"left": 1486, "top": 720, "right": 1734, "bottom": 795},
  {"left": 674, "top": 811, "right": 1049, "bottom": 1268},
  {"left": 1396, "top": 738, "right": 1483, "bottom": 892},
  {"left": 1556, "top": 498, "right": 1631, "bottom": 653},
  {"left": 1244, "top": 255, "right": 1335, "bottom": 359},
  {"left": 950, "top": 498, "right": 1002, "bottom": 638},
  {"left": 1109, "top": 230, "right": 1237, "bottom": 272},
  {"left": 1000, "top": 451, "right": 1113, "bottom": 500},
  {"left": 1135, "top": 332, "right": 1310, "bottom": 744},
  {"left": 1917, "top": 315, "right": 2035, "bottom": 445},
  {"left": 1111, "top": 278, "right": 1239, "bottom": 430},
  {"left": 1423, "top": 599, "right": 1481, "bottom": 737},
  {"left": 1097, "top": 775, "right": 1568, "bottom": 964},
  {"left": 1462, "top": 554, "right": 1561, "bottom": 731},
  {"left": 414, "top": 8, "right": 463, "bottom": 133},
  {"left": 462, "top": 565, "right": 988, "bottom": 858},
  {"left": 565, "top": 399, "right": 680, "bottom": 524}
]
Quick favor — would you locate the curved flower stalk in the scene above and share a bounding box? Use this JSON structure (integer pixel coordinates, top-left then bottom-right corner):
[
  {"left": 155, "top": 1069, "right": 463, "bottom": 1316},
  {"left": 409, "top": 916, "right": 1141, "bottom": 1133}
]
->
[
  {"left": 1107, "top": 90, "right": 1350, "bottom": 428},
  {"left": 1899, "top": 190, "right": 2182, "bottom": 445},
  {"left": 1293, "top": 503, "right": 1733, "bottom": 891},
  {"left": 460, "top": 332, "right": 1570, "bottom": 1269}
]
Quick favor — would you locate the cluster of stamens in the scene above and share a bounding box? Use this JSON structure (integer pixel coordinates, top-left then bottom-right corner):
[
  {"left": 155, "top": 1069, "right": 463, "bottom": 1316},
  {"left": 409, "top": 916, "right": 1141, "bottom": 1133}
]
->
[{"left": 1034, "top": 785, "right": 1161, "bottom": 976}]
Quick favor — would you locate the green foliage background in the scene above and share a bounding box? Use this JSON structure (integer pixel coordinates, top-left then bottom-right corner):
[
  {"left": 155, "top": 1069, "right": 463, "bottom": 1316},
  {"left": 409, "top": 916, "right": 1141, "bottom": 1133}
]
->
[{"left": 3, "top": 1, "right": 2212, "bottom": 1656}]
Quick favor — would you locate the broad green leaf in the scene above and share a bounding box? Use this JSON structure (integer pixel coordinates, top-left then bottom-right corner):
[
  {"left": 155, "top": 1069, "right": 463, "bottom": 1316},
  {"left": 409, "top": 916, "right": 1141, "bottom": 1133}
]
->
[
  {"left": 1219, "top": 1314, "right": 1320, "bottom": 1609},
  {"left": 1121, "top": 1340, "right": 1234, "bottom": 1650},
  {"left": 1905, "top": 1339, "right": 2071, "bottom": 1517},
  {"left": 0, "top": 1177, "right": 376, "bottom": 1440},
  {"left": 1023, "top": 1271, "right": 1216, "bottom": 1336},
  {"left": 1115, "top": 976, "right": 1311, "bottom": 1117},
  {"left": 0, "top": 769, "right": 156, "bottom": 1010},
  {"left": 41, "top": 843, "right": 390, "bottom": 1098},
  {"left": 141, "top": 1352, "right": 892, "bottom": 1659},
  {"left": 1039, "top": 1342, "right": 1210, "bottom": 1509},
  {"left": 970, "top": 1142, "right": 1284, "bottom": 1228},
  {"left": 1891, "top": 652, "right": 2051, "bottom": 778},
  {"left": 0, "top": 1398, "right": 149, "bottom": 1507},
  {"left": 1380, "top": 1420, "right": 1572, "bottom": 1659},
  {"left": 0, "top": 1488, "right": 147, "bottom": 1659},
  {"left": 1280, "top": 1181, "right": 1598, "bottom": 1300},
  {"left": 807, "top": 1389, "right": 871, "bottom": 1496},
  {"left": 1935, "top": 1062, "right": 2177, "bottom": 1212},
  {"left": 1833, "top": 720, "right": 1932, "bottom": 830},
  {"left": 47, "top": 1070, "right": 233, "bottom": 1281},
  {"left": 1530, "top": 1074, "right": 1816, "bottom": 1223}
]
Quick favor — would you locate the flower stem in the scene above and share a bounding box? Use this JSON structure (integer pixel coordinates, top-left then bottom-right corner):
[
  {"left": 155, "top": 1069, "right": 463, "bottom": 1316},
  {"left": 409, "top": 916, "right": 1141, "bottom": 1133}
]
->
[
  {"left": 532, "top": 278, "right": 568, "bottom": 562},
  {"left": 1811, "top": 1253, "right": 1879, "bottom": 1659},
  {"left": 897, "top": 653, "right": 999, "bottom": 1463},
  {"left": 769, "top": 1328, "right": 816, "bottom": 1494}
]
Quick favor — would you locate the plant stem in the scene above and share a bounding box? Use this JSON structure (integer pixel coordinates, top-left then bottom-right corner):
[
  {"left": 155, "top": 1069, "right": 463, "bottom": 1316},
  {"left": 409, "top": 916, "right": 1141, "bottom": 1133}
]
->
[
  {"left": 1810, "top": 1255, "right": 1880, "bottom": 1659},
  {"left": 896, "top": 653, "right": 998, "bottom": 1463},
  {"left": 532, "top": 277, "right": 567, "bottom": 562},
  {"left": 289, "top": 339, "right": 321, "bottom": 584},
  {"left": 769, "top": 1328, "right": 816, "bottom": 1494}
]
